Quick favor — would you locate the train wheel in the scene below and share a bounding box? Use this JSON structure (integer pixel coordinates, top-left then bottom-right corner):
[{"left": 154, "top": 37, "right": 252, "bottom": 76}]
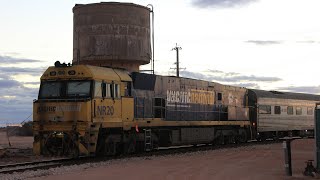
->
[
  {"left": 238, "top": 130, "right": 248, "bottom": 143},
  {"left": 104, "top": 136, "right": 116, "bottom": 156},
  {"left": 228, "top": 135, "right": 236, "bottom": 144},
  {"left": 212, "top": 131, "right": 223, "bottom": 145},
  {"left": 124, "top": 134, "right": 136, "bottom": 154}
]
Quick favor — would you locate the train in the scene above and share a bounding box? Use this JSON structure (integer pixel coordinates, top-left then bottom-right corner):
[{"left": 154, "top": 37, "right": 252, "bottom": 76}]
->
[
  {"left": 32, "top": 62, "right": 320, "bottom": 157},
  {"left": 32, "top": 2, "right": 320, "bottom": 157}
]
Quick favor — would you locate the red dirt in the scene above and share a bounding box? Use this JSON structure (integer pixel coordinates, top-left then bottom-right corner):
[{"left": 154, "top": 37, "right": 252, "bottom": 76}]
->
[
  {"left": 32, "top": 139, "right": 316, "bottom": 180},
  {"left": 0, "top": 131, "right": 33, "bottom": 149},
  {"left": 0, "top": 131, "right": 36, "bottom": 165}
]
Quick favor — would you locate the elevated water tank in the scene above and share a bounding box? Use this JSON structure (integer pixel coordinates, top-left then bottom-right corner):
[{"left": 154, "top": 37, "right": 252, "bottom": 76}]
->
[{"left": 72, "top": 2, "right": 151, "bottom": 72}]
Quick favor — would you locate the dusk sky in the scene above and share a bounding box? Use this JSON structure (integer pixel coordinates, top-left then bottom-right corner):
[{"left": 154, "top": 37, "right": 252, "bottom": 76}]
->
[{"left": 1, "top": 0, "right": 320, "bottom": 123}]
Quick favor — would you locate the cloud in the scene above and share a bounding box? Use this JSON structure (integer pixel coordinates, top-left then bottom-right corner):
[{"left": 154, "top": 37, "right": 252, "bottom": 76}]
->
[
  {"left": 206, "top": 69, "right": 240, "bottom": 76},
  {"left": 192, "top": 0, "right": 257, "bottom": 8},
  {"left": 0, "top": 79, "right": 21, "bottom": 88},
  {"left": 0, "top": 83, "right": 38, "bottom": 122},
  {"left": 245, "top": 40, "right": 283, "bottom": 45},
  {"left": 0, "top": 66, "right": 43, "bottom": 76},
  {"left": 296, "top": 40, "right": 320, "bottom": 44},
  {"left": 180, "top": 71, "right": 207, "bottom": 80},
  {"left": 0, "top": 55, "right": 42, "bottom": 64},
  {"left": 277, "top": 85, "right": 320, "bottom": 94},
  {"left": 24, "top": 82, "right": 40, "bottom": 85},
  {"left": 230, "top": 82, "right": 261, "bottom": 89},
  {"left": 0, "top": 67, "right": 44, "bottom": 76},
  {"left": 180, "top": 69, "right": 282, "bottom": 83},
  {"left": 0, "top": 55, "right": 43, "bottom": 123}
]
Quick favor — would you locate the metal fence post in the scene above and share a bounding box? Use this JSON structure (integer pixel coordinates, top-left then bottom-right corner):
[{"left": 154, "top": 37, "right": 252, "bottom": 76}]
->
[
  {"left": 315, "top": 105, "right": 320, "bottom": 170},
  {"left": 283, "top": 139, "right": 292, "bottom": 176}
]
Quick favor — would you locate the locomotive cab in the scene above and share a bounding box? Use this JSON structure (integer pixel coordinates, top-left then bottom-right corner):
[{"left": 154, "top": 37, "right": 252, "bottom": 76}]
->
[{"left": 33, "top": 63, "right": 133, "bottom": 157}]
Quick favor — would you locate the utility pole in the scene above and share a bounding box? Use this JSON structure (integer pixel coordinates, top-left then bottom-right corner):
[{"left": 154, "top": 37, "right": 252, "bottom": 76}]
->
[{"left": 171, "top": 43, "right": 184, "bottom": 77}]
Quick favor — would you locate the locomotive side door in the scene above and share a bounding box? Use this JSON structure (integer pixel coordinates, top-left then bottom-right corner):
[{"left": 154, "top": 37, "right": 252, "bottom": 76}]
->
[
  {"left": 121, "top": 81, "right": 134, "bottom": 130},
  {"left": 94, "top": 81, "right": 122, "bottom": 126}
]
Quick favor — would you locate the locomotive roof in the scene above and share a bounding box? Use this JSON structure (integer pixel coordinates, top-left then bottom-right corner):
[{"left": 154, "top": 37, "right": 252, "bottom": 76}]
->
[
  {"left": 41, "top": 65, "right": 131, "bottom": 82},
  {"left": 249, "top": 89, "right": 320, "bottom": 101}
]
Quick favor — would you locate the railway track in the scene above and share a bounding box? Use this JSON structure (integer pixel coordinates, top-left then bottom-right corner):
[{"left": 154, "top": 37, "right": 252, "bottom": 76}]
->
[
  {"left": 0, "top": 158, "right": 77, "bottom": 174},
  {"left": 0, "top": 138, "right": 303, "bottom": 175}
]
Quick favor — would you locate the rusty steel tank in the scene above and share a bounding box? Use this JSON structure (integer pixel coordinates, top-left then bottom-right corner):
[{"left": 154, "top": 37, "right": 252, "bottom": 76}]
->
[{"left": 72, "top": 2, "right": 151, "bottom": 72}]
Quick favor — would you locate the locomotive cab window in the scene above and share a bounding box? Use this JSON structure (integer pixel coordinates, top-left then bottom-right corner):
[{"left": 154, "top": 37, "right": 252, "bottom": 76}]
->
[
  {"left": 94, "top": 81, "right": 102, "bottom": 98},
  {"left": 114, "top": 84, "right": 120, "bottom": 98},
  {"left": 110, "top": 83, "right": 120, "bottom": 98},
  {"left": 274, "top": 106, "right": 281, "bottom": 114},
  {"left": 67, "top": 81, "right": 91, "bottom": 97},
  {"left": 107, "top": 84, "right": 112, "bottom": 97},
  {"left": 39, "top": 81, "right": 61, "bottom": 98},
  {"left": 100, "top": 82, "right": 112, "bottom": 98},
  {"left": 39, "top": 80, "right": 92, "bottom": 99},
  {"left": 259, "top": 105, "right": 271, "bottom": 114},
  {"left": 124, "top": 82, "right": 132, "bottom": 96}
]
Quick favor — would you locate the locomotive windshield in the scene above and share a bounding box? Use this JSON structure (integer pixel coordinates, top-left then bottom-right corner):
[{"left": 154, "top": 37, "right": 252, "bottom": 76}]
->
[
  {"left": 39, "top": 80, "right": 92, "bottom": 99},
  {"left": 39, "top": 81, "right": 61, "bottom": 98},
  {"left": 67, "top": 81, "right": 91, "bottom": 97}
]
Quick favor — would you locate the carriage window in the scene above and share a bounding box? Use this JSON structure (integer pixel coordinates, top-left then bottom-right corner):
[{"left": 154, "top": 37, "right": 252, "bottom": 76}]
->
[
  {"left": 287, "top": 106, "right": 293, "bottom": 115},
  {"left": 274, "top": 106, "right": 281, "bottom": 114},
  {"left": 307, "top": 107, "right": 313, "bottom": 115},
  {"left": 259, "top": 105, "right": 271, "bottom": 114},
  {"left": 296, "top": 107, "right": 302, "bottom": 115},
  {"left": 218, "top": 93, "right": 222, "bottom": 101}
]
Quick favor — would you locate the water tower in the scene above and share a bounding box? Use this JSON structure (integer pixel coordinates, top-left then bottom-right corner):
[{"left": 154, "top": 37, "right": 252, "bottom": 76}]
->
[{"left": 72, "top": 2, "right": 152, "bottom": 72}]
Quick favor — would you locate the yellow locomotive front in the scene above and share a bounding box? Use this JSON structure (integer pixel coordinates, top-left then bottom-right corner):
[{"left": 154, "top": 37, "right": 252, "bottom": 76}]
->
[{"left": 33, "top": 62, "right": 133, "bottom": 157}]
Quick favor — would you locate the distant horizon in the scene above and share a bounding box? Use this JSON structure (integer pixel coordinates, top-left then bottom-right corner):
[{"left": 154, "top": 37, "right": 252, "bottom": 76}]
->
[{"left": 0, "top": 124, "right": 23, "bottom": 128}]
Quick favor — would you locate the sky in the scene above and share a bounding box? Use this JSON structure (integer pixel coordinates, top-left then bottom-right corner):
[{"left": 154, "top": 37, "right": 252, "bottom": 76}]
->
[{"left": 1, "top": 0, "right": 320, "bottom": 123}]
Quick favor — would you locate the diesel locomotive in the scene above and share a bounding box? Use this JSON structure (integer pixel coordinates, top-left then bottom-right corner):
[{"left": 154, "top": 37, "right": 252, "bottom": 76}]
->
[{"left": 33, "top": 62, "right": 251, "bottom": 156}]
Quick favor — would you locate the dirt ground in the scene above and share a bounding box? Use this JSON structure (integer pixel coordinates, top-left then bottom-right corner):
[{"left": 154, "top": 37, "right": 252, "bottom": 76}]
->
[
  {"left": 0, "top": 131, "right": 33, "bottom": 149},
  {"left": 0, "top": 130, "right": 316, "bottom": 180},
  {"left": 0, "top": 131, "right": 35, "bottom": 164},
  {"left": 29, "top": 139, "right": 316, "bottom": 180}
]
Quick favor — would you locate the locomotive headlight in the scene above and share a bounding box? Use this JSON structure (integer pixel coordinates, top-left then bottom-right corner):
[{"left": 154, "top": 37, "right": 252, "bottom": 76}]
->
[
  {"left": 50, "top": 71, "right": 57, "bottom": 76},
  {"left": 68, "top": 70, "right": 76, "bottom": 75},
  {"left": 56, "top": 132, "right": 64, "bottom": 138},
  {"left": 58, "top": 71, "right": 65, "bottom": 75}
]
